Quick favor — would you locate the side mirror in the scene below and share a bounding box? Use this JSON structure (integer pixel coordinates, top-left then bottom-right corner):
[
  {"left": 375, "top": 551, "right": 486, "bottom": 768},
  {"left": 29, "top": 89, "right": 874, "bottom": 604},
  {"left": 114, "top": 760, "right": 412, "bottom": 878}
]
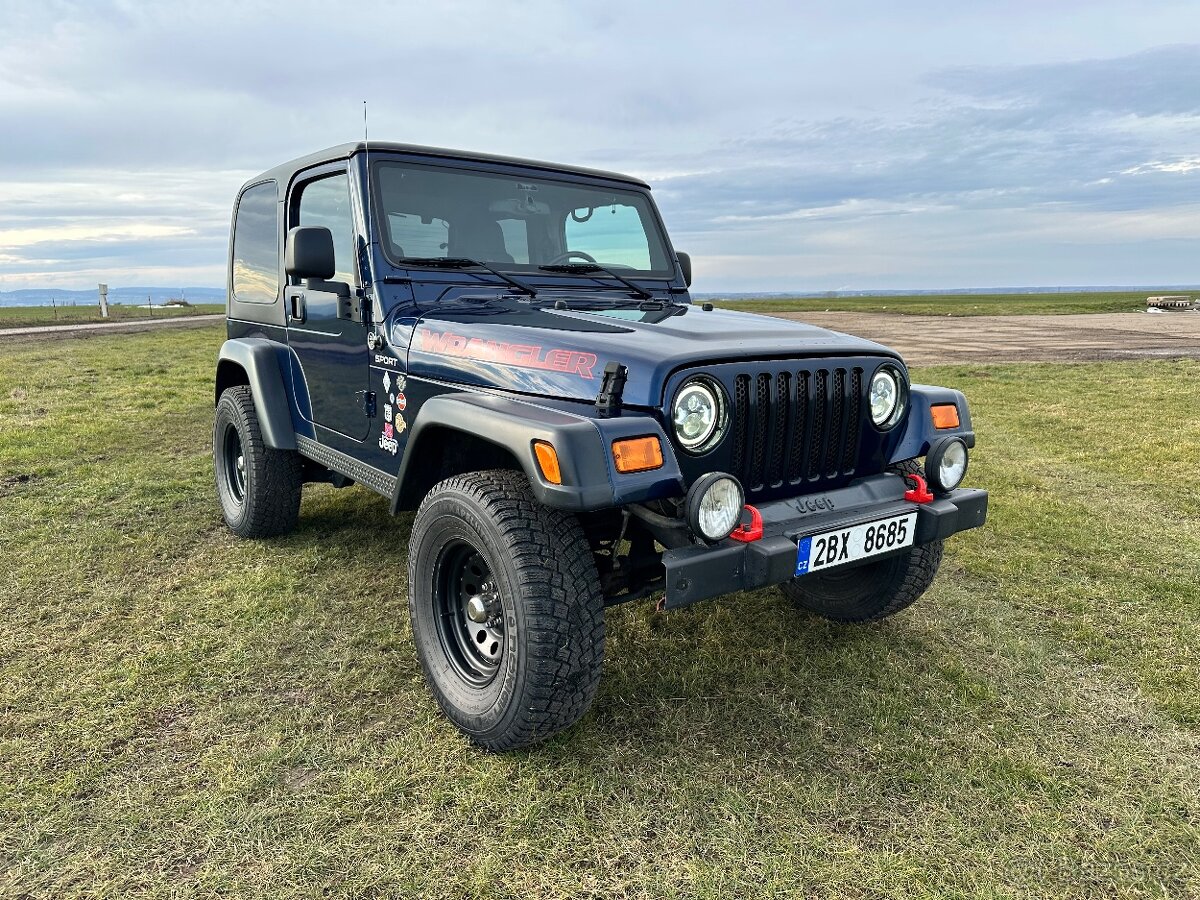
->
[
  {"left": 285, "top": 226, "right": 336, "bottom": 280},
  {"left": 676, "top": 251, "right": 692, "bottom": 288}
]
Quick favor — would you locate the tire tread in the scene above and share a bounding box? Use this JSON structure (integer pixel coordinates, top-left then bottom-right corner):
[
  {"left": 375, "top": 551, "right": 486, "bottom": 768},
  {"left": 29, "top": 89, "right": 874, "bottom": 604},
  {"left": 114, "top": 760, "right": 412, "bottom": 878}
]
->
[
  {"left": 215, "top": 386, "right": 302, "bottom": 538},
  {"left": 409, "top": 469, "right": 604, "bottom": 751}
]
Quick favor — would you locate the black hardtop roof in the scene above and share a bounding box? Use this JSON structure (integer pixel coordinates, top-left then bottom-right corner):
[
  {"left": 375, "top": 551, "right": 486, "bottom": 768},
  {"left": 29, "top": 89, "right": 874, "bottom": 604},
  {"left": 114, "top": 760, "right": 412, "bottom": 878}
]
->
[{"left": 247, "top": 142, "right": 651, "bottom": 191}]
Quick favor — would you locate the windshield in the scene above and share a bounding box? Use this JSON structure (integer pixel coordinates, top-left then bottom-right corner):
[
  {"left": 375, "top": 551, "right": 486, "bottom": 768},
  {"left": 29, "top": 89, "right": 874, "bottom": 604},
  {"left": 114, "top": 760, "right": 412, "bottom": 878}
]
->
[{"left": 372, "top": 160, "right": 675, "bottom": 277}]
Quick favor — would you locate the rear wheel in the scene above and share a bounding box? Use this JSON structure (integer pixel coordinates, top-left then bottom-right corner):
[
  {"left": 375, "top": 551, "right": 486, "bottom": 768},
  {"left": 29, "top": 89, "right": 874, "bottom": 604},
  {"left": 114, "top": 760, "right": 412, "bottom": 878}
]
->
[
  {"left": 214, "top": 385, "right": 303, "bottom": 538},
  {"left": 779, "top": 459, "right": 943, "bottom": 623},
  {"left": 408, "top": 469, "right": 605, "bottom": 751}
]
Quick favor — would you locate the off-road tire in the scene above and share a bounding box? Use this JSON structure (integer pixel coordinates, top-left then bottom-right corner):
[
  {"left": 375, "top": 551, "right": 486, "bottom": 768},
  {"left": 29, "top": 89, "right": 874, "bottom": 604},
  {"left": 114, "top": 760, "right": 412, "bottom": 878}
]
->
[
  {"left": 214, "top": 385, "right": 303, "bottom": 538},
  {"left": 779, "top": 459, "right": 943, "bottom": 623},
  {"left": 408, "top": 469, "right": 605, "bottom": 751}
]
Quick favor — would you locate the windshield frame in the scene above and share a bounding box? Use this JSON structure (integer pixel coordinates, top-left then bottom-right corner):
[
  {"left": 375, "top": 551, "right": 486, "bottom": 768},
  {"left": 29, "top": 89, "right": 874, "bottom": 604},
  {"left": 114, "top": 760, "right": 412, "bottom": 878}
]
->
[{"left": 368, "top": 155, "right": 679, "bottom": 281}]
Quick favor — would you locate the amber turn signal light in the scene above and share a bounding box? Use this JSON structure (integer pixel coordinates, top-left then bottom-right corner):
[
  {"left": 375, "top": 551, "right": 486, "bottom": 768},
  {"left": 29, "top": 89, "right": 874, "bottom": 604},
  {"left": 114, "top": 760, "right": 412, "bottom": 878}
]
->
[
  {"left": 612, "top": 436, "right": 664, "bottom": 473},
  {"left": 930, "top": 404, "right": 960, "bottom": 429},
  {"left": 533, "top": 441, "right": 562, "bottom": 484}
]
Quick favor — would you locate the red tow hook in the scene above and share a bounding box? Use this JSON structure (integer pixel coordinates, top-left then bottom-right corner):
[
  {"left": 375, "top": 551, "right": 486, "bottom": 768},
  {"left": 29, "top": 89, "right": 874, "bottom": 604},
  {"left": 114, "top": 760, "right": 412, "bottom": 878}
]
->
[
  {"left": 903, "top": 473, "right": 935, "bottom": 504},
  {"left": 728, "top": 504, "right": 764, "bottom": 542}
]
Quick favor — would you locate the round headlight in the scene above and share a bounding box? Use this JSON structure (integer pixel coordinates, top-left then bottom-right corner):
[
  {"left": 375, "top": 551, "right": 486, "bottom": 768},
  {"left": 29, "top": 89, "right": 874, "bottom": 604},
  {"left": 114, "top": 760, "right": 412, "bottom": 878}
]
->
[
  {"left": 927, "top": 436, "right": 968, "bottom": 493},
  {"left": 686, "top": 472, "right": 745, "bottom": 542},
  {"left": 673, "top": 379, "right": 724, "bottom": 452},
  {"left": 870, "top": 367, "right": 905, "bottom": 428}
]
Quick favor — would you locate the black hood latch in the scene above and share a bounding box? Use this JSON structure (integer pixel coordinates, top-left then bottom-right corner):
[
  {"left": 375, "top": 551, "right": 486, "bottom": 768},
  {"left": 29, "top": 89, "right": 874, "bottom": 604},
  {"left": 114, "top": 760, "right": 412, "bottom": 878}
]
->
[{"left": 595, "top": 361, "right": 628, "bottom": 419}]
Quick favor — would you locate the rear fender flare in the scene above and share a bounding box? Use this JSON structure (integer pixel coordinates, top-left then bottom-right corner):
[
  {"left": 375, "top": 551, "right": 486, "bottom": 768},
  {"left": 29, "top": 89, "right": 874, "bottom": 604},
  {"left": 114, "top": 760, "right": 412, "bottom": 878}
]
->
[{"left": 215, "top": 338, "right": 297, "bottom": 450}]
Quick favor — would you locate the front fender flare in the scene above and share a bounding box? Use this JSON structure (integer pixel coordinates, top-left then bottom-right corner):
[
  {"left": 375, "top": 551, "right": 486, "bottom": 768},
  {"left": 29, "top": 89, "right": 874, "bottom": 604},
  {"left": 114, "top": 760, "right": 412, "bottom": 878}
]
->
[
  {"left": 888, "top": 384, "right": 976, "bottom": 465},
  {"left": 392, "top": 392, "right": 684, "bottom": 513},
  {"left": 215, "top": 338, "right": 297, "bottom": 450}
]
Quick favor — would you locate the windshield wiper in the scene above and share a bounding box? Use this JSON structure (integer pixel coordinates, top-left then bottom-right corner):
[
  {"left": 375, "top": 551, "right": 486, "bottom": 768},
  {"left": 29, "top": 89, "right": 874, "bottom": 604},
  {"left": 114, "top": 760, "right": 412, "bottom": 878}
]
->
[
  {"left": 537, "top": 263, "right": 654, "bottom": 300},
  {"left": 399, "top": 257, "right": 537, "bottom": 297}
]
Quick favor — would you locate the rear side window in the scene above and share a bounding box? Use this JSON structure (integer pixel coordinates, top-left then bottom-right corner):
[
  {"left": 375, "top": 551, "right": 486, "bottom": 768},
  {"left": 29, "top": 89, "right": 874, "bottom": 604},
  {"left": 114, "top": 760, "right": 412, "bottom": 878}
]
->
[{"left": 232, "top": 182, "right": 279, "bottom": 304}]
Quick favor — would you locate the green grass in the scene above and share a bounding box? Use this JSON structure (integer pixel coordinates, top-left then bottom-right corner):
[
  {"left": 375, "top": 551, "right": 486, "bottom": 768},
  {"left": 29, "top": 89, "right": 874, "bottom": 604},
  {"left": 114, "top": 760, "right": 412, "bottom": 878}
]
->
[
  {"left": 0, "top": 303, "right": 223, "bottom": 328},
  {"left": 1, "top": 326, "right": 1197, "bottom": 898},
  {"left": 711, "top": 291, "right": 1159, "bottom": 316}
]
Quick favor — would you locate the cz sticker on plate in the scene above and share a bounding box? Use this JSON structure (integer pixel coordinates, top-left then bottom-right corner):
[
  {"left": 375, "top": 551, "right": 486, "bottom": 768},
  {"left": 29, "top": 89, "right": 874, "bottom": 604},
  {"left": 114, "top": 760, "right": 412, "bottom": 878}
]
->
[{"left": 795, "top": 512, "right": 918, "bottom": 577}]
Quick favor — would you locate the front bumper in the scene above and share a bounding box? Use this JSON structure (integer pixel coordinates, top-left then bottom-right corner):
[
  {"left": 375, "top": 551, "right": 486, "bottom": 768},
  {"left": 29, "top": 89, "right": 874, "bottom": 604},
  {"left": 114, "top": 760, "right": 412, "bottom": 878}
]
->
[{"left": 661, "top": 473, "right": 988, "bottom": 609}]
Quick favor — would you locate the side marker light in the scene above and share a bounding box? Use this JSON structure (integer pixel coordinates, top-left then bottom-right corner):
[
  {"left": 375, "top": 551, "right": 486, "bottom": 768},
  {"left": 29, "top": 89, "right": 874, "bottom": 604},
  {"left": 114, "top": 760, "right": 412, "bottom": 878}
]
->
[{"left": 533, "top": 441, "right": 562, "bottom": 484}]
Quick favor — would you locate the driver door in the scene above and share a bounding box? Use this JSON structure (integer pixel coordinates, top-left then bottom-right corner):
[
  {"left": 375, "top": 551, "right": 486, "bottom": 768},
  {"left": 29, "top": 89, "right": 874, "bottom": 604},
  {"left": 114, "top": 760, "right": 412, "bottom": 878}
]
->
[{"left": 286, "top": 168, "right": 371, "bottom": 441}]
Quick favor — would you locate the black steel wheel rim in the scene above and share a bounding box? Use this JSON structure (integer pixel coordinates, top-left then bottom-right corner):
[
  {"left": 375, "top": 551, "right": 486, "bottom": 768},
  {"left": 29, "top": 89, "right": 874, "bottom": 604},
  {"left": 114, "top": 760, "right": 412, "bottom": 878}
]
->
[
  {"left": 222, "top": 423, "right": 246, "bottom": 504},
  {"left": 432, "top": 539, "right": 505, "bottom": 686}
]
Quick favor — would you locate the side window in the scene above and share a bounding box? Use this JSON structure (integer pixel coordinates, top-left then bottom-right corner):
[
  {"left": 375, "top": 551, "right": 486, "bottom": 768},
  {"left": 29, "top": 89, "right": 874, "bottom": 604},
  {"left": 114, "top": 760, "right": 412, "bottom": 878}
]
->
[
  {"left": 296, "top": 172, "right": 355, "bottom": 286},
  {"left": 386, "top": 213, "right": 449, "bottom": 259},
  {"left": 563, "top": 203, "right": 653, "bottom": 270},
  {"left": 231, "top": 182, "right": 279, "bottom": 304}
]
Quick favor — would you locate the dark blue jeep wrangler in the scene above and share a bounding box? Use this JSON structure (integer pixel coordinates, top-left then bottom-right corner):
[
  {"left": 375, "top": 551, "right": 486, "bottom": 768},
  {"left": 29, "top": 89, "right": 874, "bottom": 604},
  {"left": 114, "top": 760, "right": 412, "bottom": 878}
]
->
[{"left": 214, "top": 143, "right": 988, "bottom": 750}]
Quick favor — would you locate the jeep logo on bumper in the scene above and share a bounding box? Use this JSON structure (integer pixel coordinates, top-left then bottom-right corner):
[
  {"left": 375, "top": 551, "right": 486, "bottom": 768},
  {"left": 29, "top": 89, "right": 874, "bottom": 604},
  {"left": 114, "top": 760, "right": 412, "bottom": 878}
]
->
[{"left": 789, "top": 496, "right": 836, "bottom": 515}]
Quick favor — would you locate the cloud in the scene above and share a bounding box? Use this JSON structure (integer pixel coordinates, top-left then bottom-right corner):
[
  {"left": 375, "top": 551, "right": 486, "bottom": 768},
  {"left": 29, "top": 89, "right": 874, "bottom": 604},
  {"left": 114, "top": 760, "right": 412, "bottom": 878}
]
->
[
  {"left": 1, "top": 2, "right": 1199, "bottom": 290},
  {"left": 927, "top": 44, "right": 1200, "bottom": 118},
  {"left": 649, "top": 44, "right": 1200, "bottom": 287}
]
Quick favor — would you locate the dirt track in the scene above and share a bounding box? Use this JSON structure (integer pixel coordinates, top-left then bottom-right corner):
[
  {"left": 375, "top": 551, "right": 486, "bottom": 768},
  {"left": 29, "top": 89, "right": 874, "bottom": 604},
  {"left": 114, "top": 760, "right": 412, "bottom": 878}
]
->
[
  {"left": 3, "top": 309, "right": 1199, "bottom": 367},
  {"left": 0, "top": 313, "right": 223, "bottom": 340},
  {"left": 766, "top": 311, "right": 1200, "bottom": 366}
]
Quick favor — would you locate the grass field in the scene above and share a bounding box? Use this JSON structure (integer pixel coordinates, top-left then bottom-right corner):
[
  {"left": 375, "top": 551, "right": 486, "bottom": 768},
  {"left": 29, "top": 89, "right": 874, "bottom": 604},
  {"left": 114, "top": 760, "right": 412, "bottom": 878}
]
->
[
  {"left": 710, "top": 291, "right": 1156, "bottom": 316},
  {"left": 1, "top": 325, "right": 1197, "bottom": 898},
  {"left": 0, "top": 304, "right": 223, "bottom": 328}
]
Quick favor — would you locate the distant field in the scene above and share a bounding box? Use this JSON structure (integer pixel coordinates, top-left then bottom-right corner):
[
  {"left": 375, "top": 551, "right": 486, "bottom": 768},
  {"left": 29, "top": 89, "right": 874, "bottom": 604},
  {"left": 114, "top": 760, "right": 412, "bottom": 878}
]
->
[
  {"left": 0, "top": 303, "right": 223, "bottom": 328},
  {"left": 0, "top": 293, "right": 1161, "bottom": 328},
  {"left": 2, "top": 323, "right": 1197, "bottom": 898},
  {"left": 711, "top": 291, "right": 1154, "bottom": 316}
]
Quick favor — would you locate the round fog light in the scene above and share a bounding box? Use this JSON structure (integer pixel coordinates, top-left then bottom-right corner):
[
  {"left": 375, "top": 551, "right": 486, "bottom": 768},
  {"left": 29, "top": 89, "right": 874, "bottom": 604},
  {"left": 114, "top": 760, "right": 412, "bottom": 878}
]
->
[
  {"left": 686, "top": 473, "right": 745, "bottom": 542},
  {"left": 927, "top": 437, "right": 968, "bottom": 493}
]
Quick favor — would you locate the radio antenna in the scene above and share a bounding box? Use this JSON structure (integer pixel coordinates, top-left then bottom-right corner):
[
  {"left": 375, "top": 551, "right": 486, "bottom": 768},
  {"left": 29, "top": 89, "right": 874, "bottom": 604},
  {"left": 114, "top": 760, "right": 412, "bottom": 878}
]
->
[{"left": 362, "top": 100, "right": 377, "bottom": 303}]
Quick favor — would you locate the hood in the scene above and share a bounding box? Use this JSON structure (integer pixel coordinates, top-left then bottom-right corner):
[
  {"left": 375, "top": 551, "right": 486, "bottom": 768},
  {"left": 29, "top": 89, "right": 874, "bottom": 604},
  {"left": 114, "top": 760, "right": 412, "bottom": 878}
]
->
[{"left": 402, "top": 299, "right": 900, "bottom": 407}]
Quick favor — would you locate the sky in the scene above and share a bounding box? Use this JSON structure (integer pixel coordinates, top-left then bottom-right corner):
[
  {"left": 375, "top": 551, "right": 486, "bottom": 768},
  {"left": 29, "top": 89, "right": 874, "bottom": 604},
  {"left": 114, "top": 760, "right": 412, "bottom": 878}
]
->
[{"left": 1, "top": 0, "right": 1199, "bottom": 293}]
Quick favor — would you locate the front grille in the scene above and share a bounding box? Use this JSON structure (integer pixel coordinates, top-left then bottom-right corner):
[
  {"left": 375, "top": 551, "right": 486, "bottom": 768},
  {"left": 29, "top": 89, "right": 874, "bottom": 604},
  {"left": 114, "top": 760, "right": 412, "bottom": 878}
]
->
[{"left": 729, "top": 365, "right": 864, "bottom": 492}]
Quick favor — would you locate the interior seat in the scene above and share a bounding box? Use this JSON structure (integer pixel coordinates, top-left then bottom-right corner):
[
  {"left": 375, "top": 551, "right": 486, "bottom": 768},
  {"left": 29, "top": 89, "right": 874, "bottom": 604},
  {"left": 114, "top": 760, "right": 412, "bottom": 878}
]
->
[{"left": 449, "top": 219, "right": 513, "bottom": 264}]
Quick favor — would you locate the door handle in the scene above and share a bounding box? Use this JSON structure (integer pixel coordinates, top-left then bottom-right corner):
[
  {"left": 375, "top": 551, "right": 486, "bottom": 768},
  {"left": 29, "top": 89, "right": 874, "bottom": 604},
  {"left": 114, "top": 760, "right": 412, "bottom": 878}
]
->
[{"left": 289, "top": 293, "right": 306, "bottom": 323}]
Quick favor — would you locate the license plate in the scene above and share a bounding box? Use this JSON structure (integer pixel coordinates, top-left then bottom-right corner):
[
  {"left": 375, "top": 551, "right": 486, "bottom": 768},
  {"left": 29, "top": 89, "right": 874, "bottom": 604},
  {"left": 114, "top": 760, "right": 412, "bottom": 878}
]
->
[{"left": 795, "top": 512, "right": 918, "bottom": 576}]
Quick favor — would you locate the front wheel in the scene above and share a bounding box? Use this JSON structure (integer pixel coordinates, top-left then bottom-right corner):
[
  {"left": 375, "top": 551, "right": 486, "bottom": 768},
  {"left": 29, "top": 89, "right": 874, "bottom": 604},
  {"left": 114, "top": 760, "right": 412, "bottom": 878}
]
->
[
  {"left": 779, "top": 459, "right": 943, "bottom": 623},
  {"left": 407, "top": 469, "right": 605, "bottom": 751}
]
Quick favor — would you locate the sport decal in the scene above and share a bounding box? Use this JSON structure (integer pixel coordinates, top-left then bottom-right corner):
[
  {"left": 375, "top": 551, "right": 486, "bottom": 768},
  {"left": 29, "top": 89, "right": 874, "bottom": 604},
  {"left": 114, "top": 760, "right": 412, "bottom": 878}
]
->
[{"left": 416, "top": 330, "right": 598, "bottom": 379}]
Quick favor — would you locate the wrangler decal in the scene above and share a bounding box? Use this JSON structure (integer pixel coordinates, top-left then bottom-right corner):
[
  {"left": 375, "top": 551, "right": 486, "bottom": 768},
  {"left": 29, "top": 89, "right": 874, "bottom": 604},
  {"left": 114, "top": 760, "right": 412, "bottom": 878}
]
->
[{"left": 416, "top": 329, "right": 598, "bottom": 379}]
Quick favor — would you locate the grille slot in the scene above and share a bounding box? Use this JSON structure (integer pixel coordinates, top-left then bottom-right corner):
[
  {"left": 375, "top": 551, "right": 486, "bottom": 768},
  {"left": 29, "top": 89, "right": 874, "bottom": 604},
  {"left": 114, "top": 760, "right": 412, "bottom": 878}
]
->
[
  {"left": 748, "top": 373, "right": 771, "bottom": 489},
  {"left": 730, "top": 375, "right": 751, "bottom": 476},
  {"left": 844, "top": 369, "right": 862, "bottom": 472},
  {"left": 727, "top": 365, "right": 865, "bottom": 494}
]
